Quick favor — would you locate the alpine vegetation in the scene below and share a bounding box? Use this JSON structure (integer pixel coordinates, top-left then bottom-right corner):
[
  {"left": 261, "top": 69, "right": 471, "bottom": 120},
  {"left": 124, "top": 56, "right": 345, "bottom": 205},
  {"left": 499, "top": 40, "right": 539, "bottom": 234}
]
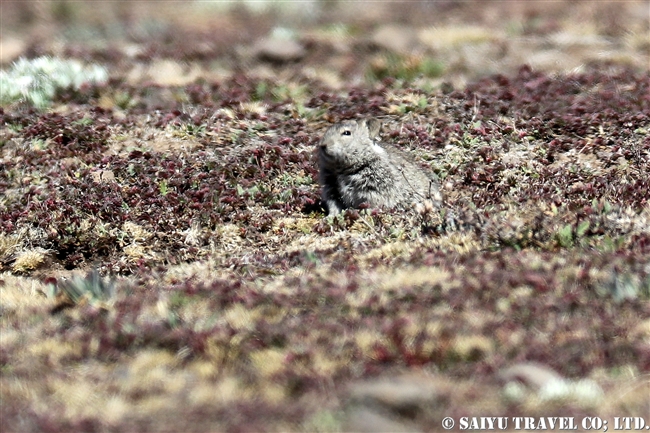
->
[
  {"left": 0, "top": 56, "right": 108, "bottom": 108},
  {"left": 51, "top": 269, "right": 116, "bottom": 311}
]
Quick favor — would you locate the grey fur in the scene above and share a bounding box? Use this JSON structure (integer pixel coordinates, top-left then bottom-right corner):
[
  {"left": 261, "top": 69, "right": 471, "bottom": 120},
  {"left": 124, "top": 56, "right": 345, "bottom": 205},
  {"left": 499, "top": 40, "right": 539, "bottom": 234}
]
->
[{"left": 318, "top": 119, "right": 442, "bottom": 215}]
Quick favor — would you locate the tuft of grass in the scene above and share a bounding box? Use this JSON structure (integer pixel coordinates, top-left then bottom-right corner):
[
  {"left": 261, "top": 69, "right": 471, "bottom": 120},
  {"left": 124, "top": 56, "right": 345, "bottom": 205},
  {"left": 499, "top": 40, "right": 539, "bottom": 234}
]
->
[
  {"left": 52, "top": 269, "right": 115, "bottom": 310},
  {"left": 597, "top": 270, "right": 650, "bottom": 302},
  {"left": 11, "top": 248, "right": 48, "bottom": 273},
  {"left": 367, "top": 54, "right": 444, "bottom": 83},
  {"left": 0, "top": 56, "right": 108, "bottom": 108},
  {"left": 0, "top": 233, "right": 21, "bottom": 264},
  {"left": 169, "top": 122, "right": 208, "bottom": 139}
]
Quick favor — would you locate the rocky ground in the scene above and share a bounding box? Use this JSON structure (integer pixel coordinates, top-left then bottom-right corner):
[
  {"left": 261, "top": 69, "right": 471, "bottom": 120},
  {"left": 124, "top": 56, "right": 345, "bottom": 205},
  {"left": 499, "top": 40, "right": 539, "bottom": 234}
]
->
[{"left": 1, "top": 1, "right": 649, "bottom": 431}]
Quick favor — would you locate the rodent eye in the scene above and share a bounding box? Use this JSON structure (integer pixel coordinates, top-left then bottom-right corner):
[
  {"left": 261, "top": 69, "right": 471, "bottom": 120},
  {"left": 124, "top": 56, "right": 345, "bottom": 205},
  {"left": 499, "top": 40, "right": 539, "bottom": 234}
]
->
[{"left": 341, "top": 130, "right": 351, "bottom": 136}]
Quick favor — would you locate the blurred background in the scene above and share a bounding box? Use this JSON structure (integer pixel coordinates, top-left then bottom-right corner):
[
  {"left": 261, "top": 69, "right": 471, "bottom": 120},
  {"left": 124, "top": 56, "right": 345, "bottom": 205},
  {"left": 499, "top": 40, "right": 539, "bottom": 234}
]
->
[{"left": 1, "top": 0, "right": 648, "bottom": 89}]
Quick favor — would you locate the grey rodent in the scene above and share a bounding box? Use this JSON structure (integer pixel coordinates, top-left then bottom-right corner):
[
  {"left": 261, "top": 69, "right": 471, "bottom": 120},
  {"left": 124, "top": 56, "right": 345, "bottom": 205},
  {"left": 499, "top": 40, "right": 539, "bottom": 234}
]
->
[{"left": 318, "top": 118, "right": 442, "bottom": 215}]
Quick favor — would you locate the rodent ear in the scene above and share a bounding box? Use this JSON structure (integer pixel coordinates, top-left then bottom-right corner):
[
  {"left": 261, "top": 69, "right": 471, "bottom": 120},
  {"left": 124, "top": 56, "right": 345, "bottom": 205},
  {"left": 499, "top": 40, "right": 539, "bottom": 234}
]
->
[{"left": 363, "top": 119, "right": 382, "bottom": 139}]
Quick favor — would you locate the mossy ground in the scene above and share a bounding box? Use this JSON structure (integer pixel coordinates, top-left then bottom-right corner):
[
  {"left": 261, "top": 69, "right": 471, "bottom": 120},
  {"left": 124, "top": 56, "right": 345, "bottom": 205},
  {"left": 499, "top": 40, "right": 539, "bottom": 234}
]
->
[{"left": 1, "top": 1, "right": 649, "bottom": 431}]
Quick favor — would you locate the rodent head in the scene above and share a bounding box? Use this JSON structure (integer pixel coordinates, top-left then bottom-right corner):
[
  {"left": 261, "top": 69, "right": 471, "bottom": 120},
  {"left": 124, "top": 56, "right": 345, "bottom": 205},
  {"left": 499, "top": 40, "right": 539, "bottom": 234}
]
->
[{"left": 318, "top": 119, "right": 383, "bottom": 170}]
